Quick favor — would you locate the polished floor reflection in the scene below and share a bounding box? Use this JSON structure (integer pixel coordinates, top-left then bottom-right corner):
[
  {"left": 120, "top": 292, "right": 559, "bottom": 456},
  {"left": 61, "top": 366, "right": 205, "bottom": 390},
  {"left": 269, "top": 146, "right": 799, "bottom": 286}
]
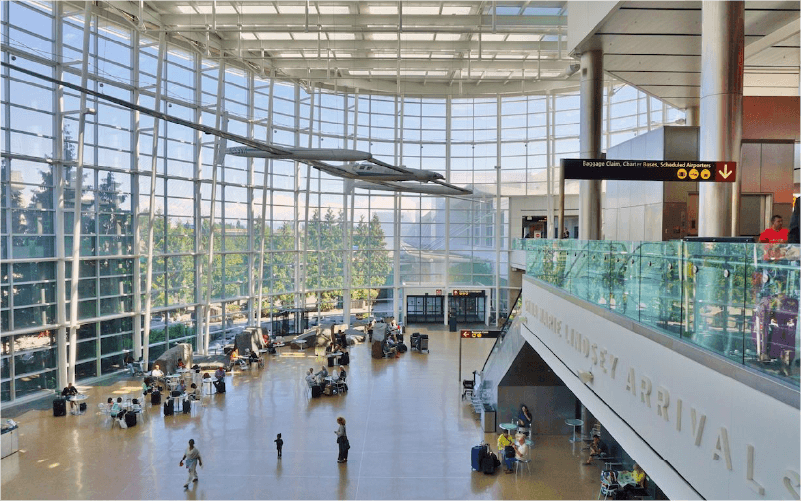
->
[{"left": 1, "top": 324, "right": 603, "bottom": 500}]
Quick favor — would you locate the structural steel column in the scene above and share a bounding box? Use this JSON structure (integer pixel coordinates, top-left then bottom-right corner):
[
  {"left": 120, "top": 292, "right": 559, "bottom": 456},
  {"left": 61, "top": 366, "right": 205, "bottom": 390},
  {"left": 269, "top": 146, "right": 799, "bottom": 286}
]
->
[
  {"left": 579, "top": 50, "right": 603, "bottom": 241},
  {"left": 699, "top": 1, "right": 743, "bottom": 237},
  {"left": 142, "top": 32, "right": 166, "bottom": 368},
  {"left": 202, "top": 64, "right": 227, "bottom": 355},
  {"left": 52, "top": 1, "right": 68, "bottom": 390},
  {"left": 130, "top": 28, "right": 142, "bottom": 360},
  {"left": 67, "top": 3, "right": 93, "bottom": 384},
  {"left": 444, "top": 96, "right": 451, "bottom": 325}
]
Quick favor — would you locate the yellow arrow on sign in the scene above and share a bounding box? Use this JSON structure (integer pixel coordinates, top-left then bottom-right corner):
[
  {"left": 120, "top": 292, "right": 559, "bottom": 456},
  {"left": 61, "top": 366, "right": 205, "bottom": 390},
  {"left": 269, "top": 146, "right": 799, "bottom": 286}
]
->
[{"left": 719, "top": 164, "right": 733, "bottom": 179}]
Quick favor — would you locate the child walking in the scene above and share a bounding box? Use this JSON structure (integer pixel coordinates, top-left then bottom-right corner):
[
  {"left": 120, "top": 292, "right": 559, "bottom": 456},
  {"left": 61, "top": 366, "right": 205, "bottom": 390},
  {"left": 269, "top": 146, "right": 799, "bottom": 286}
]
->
[{"left": 275, "top": 433, "right": 283, "bottom": 459}]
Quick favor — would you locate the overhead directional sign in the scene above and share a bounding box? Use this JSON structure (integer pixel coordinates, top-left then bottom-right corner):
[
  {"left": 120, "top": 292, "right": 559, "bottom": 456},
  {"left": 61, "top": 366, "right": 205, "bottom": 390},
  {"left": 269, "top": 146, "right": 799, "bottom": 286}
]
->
[
  {"left": 460, "top": 329, "right": 501, "bottom": 339},
  {"left": 562, "top": 159, "right": 736, "bottom": 182}
]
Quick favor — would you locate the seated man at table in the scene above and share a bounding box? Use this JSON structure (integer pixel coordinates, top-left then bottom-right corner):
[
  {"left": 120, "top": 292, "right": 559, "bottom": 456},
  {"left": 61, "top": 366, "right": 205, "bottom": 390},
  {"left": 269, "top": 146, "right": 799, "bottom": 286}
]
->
[
  {"left": 304, "top": 368, "right": 316, "bottom": 386},
  {"left": 315, "top": 365, "right": 328, "bottom": 383},
  {"left": 188, "top": 383, "right": 201, "bottom": 401},
  {"left": 61, "top": 382, "right": 79, "bottom": 412},
  {"left": 176, "top": 379, "right": 186, "bottom": 394},
  {"left": 584, "top": 435, "right": 608, "bottom": 464},
  {"left": 504, "top": 433, "right": 529, "bottom": 474},
  {"left": 151, "top": 364, "right": 164, "bottom": 378},
  {"left": 177, "top": 358, "right": 185, "bottom": 370}
]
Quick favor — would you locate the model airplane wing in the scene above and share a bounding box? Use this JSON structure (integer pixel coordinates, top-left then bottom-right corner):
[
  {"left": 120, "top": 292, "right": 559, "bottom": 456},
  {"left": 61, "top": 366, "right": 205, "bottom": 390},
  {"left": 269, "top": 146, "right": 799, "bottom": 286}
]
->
[
  {"left": 353, "top": 180, "right": 472, "bottom": 196},
  {"left": 3, "top": 62, "right": 293, "bottom": 157}
]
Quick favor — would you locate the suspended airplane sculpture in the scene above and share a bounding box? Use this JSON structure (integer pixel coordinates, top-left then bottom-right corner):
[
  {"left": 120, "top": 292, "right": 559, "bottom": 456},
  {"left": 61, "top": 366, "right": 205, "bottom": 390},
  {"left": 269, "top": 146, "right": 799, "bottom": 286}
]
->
[{"left": 3, "top": 62, "right": 471, "bottom": 196}]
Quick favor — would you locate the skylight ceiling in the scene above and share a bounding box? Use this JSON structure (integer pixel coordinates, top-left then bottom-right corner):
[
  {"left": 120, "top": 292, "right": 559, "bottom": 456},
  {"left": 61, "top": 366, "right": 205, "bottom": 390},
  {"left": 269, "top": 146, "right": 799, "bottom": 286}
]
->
[{"left": 107, "top": 1, "right": 576, "bottom": 97}]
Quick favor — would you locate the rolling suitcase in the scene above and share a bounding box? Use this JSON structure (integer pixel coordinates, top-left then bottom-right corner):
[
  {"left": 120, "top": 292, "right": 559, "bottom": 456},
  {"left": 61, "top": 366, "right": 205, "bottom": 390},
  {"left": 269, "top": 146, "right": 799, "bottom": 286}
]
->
[
  {"left": 164, "top": 399, "right": 174, "bottom": 416},
  {"left": 398, "top": 343, "right": 408, "bottom": 353},
  {"left": 183, "top": 399, "right": 191, "bottom": 414},
  {"left": 151, "top": 390, "right": 161, "bottom": 405},
  {"left": 328, "top": 355, "right": 336, "bottom": 368},
  {"left": 79, "top": 402, "right": 87, "bottom": 413},
  {"left": 124, "top": 411, "right": 137, "bottom": 428},
  {"left": 216, "top": 380, "right": 226, "bottom": 393},
  {"left": 311, "top": 384, "right": 322, "bottom": 398},
  {"left": 53, "top": 398, "right": 67, "bottom": 417},
  {"left": 340, "top": 352, "right": 349, "bottom": 365},
  {"left": 471, "top": 444, "right": 486, "bottom": 471}
]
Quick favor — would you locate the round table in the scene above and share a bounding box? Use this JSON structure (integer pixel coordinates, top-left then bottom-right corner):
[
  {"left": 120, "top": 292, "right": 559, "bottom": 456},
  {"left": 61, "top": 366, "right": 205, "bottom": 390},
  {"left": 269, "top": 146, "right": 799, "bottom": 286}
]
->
[
  {"left": 67, "top": 394, "right": 88, "bottom": 414},
  {"left": 565, "top": 418, "right": 584, "bottom": 443},
  {"left": 295, "top": 339, "right": 307, "bottom": 350},
  {"left": 499, "top": 422, "right": 518, "bottom": 432}
]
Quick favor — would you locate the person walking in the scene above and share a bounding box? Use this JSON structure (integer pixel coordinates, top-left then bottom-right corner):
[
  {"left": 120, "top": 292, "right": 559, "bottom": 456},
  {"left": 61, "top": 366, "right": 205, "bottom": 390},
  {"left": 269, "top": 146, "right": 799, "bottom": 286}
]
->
[
  {"left": 335, "top": 416, "right": 349, "bottom": 463},
  {"left": 275, "top": 433, "right": 283, "bottom": 459},
  {"left": 179, "top": 438, "right": 203, "bottom": 489}
]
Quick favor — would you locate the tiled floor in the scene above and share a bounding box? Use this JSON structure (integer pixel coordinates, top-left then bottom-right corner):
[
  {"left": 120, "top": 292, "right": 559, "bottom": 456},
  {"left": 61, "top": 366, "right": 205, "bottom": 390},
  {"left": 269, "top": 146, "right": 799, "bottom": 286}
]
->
[{"left": 1, "top": 324, "right": 603, "bottom": 500}]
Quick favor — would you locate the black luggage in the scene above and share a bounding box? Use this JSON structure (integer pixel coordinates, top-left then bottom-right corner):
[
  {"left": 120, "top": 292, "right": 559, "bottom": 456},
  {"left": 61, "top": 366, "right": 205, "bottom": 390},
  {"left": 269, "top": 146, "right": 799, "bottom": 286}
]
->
[
  {"left": 471, "top": 444, "right": 486, "bottom": 471},
  {"left": 183, "top": 399, "right": 191, "bottom": 414},
  {"left": 151, "top": 390, "right": 161, "bottom": 405},
  {"left": 328, "top": 355, "right": 336, "bottom": 367},
  {"left": 53, "top": 398, "right": 67, "bottom": 417},
  {"left": 482, "top": 454, "right": 497, "bottom": 475},
  {"left": 398, "top": 343, "right": 408, "bottom": 353},
  {"left": 79, "top": 402, "right": 87, "bottom": 413},
  {"left": 164, "top": 399, "right": 174, "bottom": 416},
  {"left": 311, "top": 384, "right": 322, "bottom": 398},
  {"left": 339, "top": 352, "right": 349, "bottom": 365},
  {"left": 215, "top": 380, "right": 226, "bottom": 393},
  {"left": 124, "top": 411, "right": 137, "bottom": 428}
]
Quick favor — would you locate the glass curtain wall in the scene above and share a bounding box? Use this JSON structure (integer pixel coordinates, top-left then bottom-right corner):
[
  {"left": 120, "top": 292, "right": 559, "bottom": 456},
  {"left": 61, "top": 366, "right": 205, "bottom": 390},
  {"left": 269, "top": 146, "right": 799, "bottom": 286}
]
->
[{"left": 0, "top": 0, "right": 684, "bottom": 403}]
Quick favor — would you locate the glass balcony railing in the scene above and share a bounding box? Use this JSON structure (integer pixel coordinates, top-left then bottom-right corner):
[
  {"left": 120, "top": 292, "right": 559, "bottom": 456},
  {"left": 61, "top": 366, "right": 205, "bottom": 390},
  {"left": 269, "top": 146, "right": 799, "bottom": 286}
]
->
[{"left": 513, "top": 238, "right": 801, "bottom": 387}]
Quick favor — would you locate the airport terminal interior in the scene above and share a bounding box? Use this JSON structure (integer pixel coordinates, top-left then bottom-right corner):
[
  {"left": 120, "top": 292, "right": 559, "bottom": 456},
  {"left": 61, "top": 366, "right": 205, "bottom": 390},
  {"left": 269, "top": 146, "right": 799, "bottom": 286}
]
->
[{"left": 1, "top": 1, "right": 799, "bottom": 500}]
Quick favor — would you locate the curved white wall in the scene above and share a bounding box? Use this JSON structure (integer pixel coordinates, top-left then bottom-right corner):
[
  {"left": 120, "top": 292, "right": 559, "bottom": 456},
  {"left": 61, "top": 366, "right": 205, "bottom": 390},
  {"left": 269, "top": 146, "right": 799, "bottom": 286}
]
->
[{"left": 521, "top": 276, "right": 800, "bottom": 500}]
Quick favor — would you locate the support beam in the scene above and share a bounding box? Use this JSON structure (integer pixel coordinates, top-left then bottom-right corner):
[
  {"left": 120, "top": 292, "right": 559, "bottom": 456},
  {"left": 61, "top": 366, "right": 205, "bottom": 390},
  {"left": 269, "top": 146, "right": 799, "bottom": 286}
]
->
[
  {"left": 67, "top": 2, "right": 93, "bottom": 384},
  {"left": 578, "top": 49, "right": 603, "bottom": 241},
  {"left": 698, "top": 1, "right": 743, "bottom": 237},
  {"left": 202, "top": 63, "right": 227, "bottom": 355},
  {"left": 142, "top": 32, "right": 166, "bottom": 369}
]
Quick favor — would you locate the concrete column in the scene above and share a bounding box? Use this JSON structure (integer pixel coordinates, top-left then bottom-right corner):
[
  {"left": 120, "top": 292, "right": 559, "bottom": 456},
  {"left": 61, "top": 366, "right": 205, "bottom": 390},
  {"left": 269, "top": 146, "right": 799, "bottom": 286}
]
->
[
  {"left": 579, "top": 50, "right": 603, "bottom": 240},
  {"left": 698, "top": 1, "right": 743, "bottom": 237}
]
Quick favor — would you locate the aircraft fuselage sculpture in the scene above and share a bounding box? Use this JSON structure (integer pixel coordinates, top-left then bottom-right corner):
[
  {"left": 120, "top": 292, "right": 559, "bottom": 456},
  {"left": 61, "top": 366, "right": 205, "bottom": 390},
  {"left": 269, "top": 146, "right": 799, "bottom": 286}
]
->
[{"left": 2, "top": 62, "right": 471, "bottom": 196}]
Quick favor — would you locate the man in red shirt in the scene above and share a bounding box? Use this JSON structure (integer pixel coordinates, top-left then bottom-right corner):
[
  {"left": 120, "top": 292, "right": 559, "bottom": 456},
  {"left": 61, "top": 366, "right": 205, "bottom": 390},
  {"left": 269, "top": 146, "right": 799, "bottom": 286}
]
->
[{"left": 759, "top": 215, "right": 788, "bottom": 243}]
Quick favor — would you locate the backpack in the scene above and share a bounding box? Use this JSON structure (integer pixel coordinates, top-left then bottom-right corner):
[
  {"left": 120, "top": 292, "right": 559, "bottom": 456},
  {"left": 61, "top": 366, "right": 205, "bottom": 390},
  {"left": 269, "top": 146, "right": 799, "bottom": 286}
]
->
[{"left": 481, "top": 453, "right": 497, "bottom": 475}]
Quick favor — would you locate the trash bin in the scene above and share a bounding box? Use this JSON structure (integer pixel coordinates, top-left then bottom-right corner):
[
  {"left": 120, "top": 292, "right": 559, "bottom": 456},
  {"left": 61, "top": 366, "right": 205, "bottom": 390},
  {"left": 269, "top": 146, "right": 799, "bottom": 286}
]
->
[
  {"left": 481, "top": 404, "right": 496, "bottom": 433},
  {"left": 448, "top": 318, "right": 457, "bottom": 332}
]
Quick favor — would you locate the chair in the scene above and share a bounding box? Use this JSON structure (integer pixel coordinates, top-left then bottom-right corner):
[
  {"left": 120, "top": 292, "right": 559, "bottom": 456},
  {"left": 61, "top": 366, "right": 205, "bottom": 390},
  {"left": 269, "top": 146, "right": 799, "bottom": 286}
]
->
[
  {"left": 335, "top": 374, "right": 347, "bottom": 394},
  {"left": 598, "top": 470, "right": 620, "bottom": 500},
  {"left": 514, "top": 449, "right": 532, "bottom": 476},
  {"left": 461, "top": 379, "right": 474, "bottom": 400},
  {"left": 132, "top": 403, "right": 147, "bottom": 423},
  {"left": 96, "top": 403, "right": 112, "bottom": 426}
]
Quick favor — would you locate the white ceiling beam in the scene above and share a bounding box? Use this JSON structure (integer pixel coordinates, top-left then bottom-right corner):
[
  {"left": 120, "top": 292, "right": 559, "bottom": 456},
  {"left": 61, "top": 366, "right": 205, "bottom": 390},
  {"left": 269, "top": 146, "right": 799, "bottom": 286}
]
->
[
  {"left": 222, "top": 40, "right": 565, "bottom": 52},
  {"left": 159, "top": 13, "right": 566, "bottom": 28},
  {"left": 234, "top": 57, "right": 569, "bottom": 71},
  {"left": 745, "top": 17, "right": 800, "bottom": 60}
]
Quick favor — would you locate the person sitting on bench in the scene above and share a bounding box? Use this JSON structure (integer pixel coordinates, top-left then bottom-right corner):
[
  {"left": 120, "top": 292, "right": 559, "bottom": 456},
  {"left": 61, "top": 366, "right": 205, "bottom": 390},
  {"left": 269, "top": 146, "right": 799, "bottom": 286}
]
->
[{"left": 584, "top": 435, "right": 608, "bottom": 464}]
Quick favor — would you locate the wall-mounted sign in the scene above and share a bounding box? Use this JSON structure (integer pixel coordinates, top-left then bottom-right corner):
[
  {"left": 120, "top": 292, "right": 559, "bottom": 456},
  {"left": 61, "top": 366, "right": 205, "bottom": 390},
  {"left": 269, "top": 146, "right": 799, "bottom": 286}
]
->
[
  {"left": 436, "top": 289, "right": 442, "bottom": 295},
  {"left": 562, "top": 159, "right": 736, "bottom": 183},
  {"left": 460, "top": 330, "right": 500, "bottom": 339},
  {"left": 451, "top": 290, "right": 485, "bottom": 297}
]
